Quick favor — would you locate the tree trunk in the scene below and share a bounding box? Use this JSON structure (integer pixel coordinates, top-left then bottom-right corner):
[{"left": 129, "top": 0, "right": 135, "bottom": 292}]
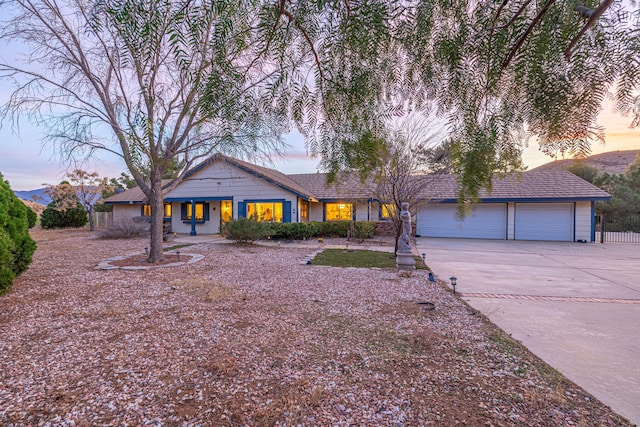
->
[
  {"left": 87, "top": 206, "right": 95, "bottom": 231},
  {"left": 147, "top": 178, "right": 164, "bottom": 263},
  {"left": 393, "top": 219, "right": 402, "bottom": 256}
]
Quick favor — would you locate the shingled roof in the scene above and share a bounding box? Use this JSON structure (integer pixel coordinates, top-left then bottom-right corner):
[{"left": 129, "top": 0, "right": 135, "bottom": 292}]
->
[
  {"left": 102, "top": 180, "right": 173, "bottom": 204},
  {"left": 416, "top": 170, "right": 611, "bottom": 201},
  {"left": 286, "top": 173, "right": 373, "bottom": 200},
  {"left": 105, "top": 156, "right": 611, "bottom": 204}
]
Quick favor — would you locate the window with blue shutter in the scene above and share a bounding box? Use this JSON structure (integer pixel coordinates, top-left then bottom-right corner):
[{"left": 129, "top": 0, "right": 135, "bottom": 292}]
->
[{"left": 180, "top": 202, "right": 210, "bottom": 222}]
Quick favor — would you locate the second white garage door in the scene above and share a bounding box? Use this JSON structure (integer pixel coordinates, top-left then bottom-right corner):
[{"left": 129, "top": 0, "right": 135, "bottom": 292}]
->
[
  {"left": 417, "top": 204, "right": 507, "bottom": 239},
  {"left": 514, "top": 203, "right": 574, "bottom": 241}
]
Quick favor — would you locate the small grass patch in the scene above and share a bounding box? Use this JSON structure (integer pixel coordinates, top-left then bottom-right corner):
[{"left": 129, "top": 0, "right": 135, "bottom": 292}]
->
[
  {"left": 164, "top": 243, "right": 194, "bottom": 252},
  {"left": 312, "top": 249, "right": 430, "bottom": 270},
  {"left": 312, "top": 249, "right": 396, "bottom": 268}
]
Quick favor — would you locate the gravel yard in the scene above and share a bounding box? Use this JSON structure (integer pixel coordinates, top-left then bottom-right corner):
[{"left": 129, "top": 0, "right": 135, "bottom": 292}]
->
[{"left": 0, "top": 228, "right": 632, "bottom": 426}]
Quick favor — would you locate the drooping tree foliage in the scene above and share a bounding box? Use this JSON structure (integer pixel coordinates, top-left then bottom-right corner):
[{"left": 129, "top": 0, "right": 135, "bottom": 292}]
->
[
  {"left": 1, "top": 0, "right": 638, "bottom": 260},
  {"left": 0, "top": 174, "right": 37, "bottom": 293}
]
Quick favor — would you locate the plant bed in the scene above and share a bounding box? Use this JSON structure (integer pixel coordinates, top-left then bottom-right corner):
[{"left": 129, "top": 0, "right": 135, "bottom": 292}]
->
[{"left": 0, "top": 228, "right": 632, "bottom": 426}]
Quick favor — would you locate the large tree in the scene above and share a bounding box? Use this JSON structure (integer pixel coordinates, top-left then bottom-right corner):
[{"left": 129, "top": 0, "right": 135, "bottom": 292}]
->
[
  {"left": 1, "top": 0, "right": 639, "bottom": 261},
  {"left": 0, "top": 0, "right": 296, "bottom": 261}
]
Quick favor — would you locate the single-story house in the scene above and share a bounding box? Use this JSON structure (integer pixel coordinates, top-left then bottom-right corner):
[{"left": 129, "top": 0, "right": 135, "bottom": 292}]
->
[{"left": 104, "top": 154, "right": 611, "bottom": 242}]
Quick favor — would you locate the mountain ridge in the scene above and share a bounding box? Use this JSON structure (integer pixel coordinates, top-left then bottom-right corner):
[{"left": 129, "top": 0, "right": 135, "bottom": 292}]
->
[
  {"left": 13, "top": 188, "right": 51, "bottom": 205},
  {"left": 529, "top": 150, "right": 639, "bottom": 175}
]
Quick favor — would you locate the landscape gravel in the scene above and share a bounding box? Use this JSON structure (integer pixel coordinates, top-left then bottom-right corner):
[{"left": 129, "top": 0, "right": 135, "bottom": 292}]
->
[{"left": 0, "top": 228, "right": 632, "bottom": 426}]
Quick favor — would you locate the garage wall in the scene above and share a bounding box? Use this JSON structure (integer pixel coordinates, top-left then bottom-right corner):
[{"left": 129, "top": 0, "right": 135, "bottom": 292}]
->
[
  {"left": 417, "top": 203, "right": 507, "bottom": 239},
  {"left": 418, "top": 201, "right": 597, "bottom": 242},
  {"left": 514, "top": 203, "right": 573, "bottom": 241},
  {"left": 575, "top": 201, "right": 593, "bottom": 242},
  {"left": 507, "top": 203, "right": 516, "bottom": 240}
]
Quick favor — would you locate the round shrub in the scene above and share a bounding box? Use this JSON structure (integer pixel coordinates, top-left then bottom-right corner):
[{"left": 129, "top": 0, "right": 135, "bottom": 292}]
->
[
  {"left": 220, "top": 217, "right": 273, "bottom": 243},
  {"left": 0, "top": 175, "right": 37, "bottom": 293},
  {"left": 40, "top": 203, "right": 88, "bottom": 229}
]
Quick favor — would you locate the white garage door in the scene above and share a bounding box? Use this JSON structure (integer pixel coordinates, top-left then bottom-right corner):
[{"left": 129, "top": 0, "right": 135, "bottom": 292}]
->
[
  {"left": 417, "top": 204, "right": 507, "bottom": 239},
  {"left": 515, "top": 203, "right": 573, "bottom": 241}
]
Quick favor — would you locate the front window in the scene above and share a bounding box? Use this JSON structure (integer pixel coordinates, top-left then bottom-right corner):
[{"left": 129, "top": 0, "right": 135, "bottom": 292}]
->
[
  {"left": 221, "top": 200, "right": 232, "bottom": 223},
  {"left": 325, "top": 202, "right": 353, "bottom": 221},
  {"left": 299, "top": 201, "right": 309, "bottom": 222},
  {"left": 181, "top": 202, "right": 209, "bottom": 221},
  {"left": 247, "top": 202, "right": 283, "bottom": 223},
  {"left": 185, "top": 203, "right": 204, "bottom": 221},
  {"left": 142, "top": 203, "right": 172, "bottom": 218},
  {"left": 381, "top": 203, "right": 396, "bottom": 220}
]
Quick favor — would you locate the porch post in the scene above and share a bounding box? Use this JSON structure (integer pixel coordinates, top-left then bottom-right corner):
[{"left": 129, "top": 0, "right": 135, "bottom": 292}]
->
[{"left": 190, "top": 199, "right": 197, "bottom": 236}]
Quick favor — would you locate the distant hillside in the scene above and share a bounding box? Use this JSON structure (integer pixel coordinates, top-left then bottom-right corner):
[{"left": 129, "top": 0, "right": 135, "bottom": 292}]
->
[
  {"left": 530, "top": 150, "right": 639, "bottom": 175},
  {"left": 20, "top": 199, "right": 47, "bottom": 217},
  {"left": 14, "top": 188, "right": 51, "bottom": 205}
]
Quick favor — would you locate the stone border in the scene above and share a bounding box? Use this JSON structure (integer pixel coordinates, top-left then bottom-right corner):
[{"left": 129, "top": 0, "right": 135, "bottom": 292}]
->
[
  {"left": 300, "top": 249, "right": 324, "bottom": 265},
  {"left": 95, "top": 252, "right": 204, "bottom": 270}
]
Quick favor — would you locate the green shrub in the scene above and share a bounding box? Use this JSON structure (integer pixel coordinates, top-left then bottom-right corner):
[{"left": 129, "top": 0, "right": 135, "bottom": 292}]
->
[
  {"left": 0, "top": 229, "right": 16, "bottom": 292},
  {"left": 314, "top": 221, "right": 352, "bottom": 237},
  {"left": 0, "top": 175, "right": 37, "bottom": 293},
  {"left": 350, "top": 221, "right": 376, "bottom": 239},
  {"left": 25, "top": 206, "right": 37, "bottom": 228},
  {"left": 269, "top": 222, "right": 319, "bottom": 240},
  {"left": 40, "top": 203, "right": 88, "bottom": 229},
  {"left": 310, "top": 221, "right": 376, "bottom": 239},
  {"left": 221, "top": 217, "right": 273, "bottom": 243}
]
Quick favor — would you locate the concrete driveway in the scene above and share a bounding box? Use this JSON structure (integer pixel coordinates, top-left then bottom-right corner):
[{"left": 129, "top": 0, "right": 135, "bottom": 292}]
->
[{"left": 416, "top": 238, "right": 640, "bottom": 425}]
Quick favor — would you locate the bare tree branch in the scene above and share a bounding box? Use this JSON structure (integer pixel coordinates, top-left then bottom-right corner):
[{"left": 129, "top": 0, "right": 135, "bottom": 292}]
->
[{"left": 565, "top": 0, "right": 615, "bottom": 60}]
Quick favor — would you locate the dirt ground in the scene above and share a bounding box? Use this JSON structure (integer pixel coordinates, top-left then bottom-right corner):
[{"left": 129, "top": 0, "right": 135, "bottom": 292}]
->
[{"left": 0, "top": 228, "right": 632, "bottom": 426}]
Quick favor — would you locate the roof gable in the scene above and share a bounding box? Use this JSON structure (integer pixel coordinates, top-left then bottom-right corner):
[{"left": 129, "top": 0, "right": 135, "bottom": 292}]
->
[{"left": 200, "top": 154, "right": 319, "bottom": 201}]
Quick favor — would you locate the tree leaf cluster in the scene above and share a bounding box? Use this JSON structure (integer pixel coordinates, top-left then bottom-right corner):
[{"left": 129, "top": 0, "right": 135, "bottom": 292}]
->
[
  {"left": 44, "top": 170, "right": 109, "bottom": 230},
  {"left": 567, "top": 157, "right": 640, "bottom": 216},
  {"left": 0, "top": 174, "right": 37, "bottom": 293}
]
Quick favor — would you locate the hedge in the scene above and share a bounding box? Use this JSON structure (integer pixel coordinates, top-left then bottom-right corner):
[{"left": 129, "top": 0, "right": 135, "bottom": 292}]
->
[{"left": 0, "top": 175, "right": 37, "bottom": 293}]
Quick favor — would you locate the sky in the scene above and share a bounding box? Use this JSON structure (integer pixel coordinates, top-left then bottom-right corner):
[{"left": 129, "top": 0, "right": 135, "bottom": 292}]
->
[
  {"left": 1, "top": 103, "right": 639, "bottom": 191},
  {"left": 1, "top": 3, "right": 638, "bottom": 192}
]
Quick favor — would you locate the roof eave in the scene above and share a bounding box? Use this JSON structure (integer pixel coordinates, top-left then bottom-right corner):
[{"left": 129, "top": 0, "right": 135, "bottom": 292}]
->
[{"left": 427, "top": 196, "right": 612, "bottom": 203}]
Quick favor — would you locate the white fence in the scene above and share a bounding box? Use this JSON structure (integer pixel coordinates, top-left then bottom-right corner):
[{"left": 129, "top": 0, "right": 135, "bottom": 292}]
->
[{"left": 91, "top": 211, "right": 113, "bottom": 229}]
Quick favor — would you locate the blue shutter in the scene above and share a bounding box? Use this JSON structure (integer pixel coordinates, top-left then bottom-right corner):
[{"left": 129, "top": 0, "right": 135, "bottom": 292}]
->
[
  {"left": 181, "top": 203, "right": 187, "bottom": 220},
  {"left": 283, "top": 201, "right": 292, "bottom": 223},
  {"left": 352, "top": 203, "right": 357, "bottom": 221},
  {"left": 204, "top": 203, "right": 210, "bottom": 221},
  {"left": 238, "top": 202, "right": 246, "bottom": 218}
]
